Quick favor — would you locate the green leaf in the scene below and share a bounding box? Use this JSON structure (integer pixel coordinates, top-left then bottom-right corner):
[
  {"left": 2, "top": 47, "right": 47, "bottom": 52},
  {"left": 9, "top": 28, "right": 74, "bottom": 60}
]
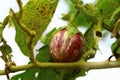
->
[
  {"left": 84, "top": 23, "right": 96, "bottom": 50},
  {"left": 11, "top": 45, "right": 86, "bottom": 80},
  {"left": 103, "top": 19, "right": 111, "bottom": 26},
  {"left": 62, "top": 69, "right": 86, "bottom": 80},
  {"left": 37, "top": 69, "right": 64, "bottom": 80},
  {"left": 111, "top": 39, "right": 120, "bottom": 59},
  {"left": 40, "top": 28, "right": 56, "bottom": 45},
  {"left": 111, "top": 40, "right": 118, "bottom": 52},
  {"left": 62, "top": 12, "right": 91, "bottom": 27},
  {"left": 5, "top": 44, "right": 12, "bottom": 54},
  {"left": 11, "top": 68, "right": 38, "bottom": 80},
  {"left": 12, "top": 17, "right": 30, "bottom": 56},
  {"left": 21, "top": 0, "right": 59, "bottom": 46},
  {"left": 96, "top": 0, "right": 120, "bottom": 19},
  {"left": 0, "top": 16, "right": 8, "bottom": 37},
  {"left": 62, "top": 0, "right": 77, "bottom": 22},
  {"left": 12, "top": 0, "right": 59, "bottom": 57},
  {"left": 62, "top": 1, "right": 90, "bottom": 27},
  {"left": 110, "top": 6, "right": 120, "bottom": 24},
  {"left": 11, "top": 66, "right": 86, "bottom": 80},
  {"left": 37, "top": 68, "right": 86, "bottom": 80},
  {"left": 36, "top": 45, "right": 51, "bottom": 62},
  {"left": 84, "top": 23, "right": 97, "bottom": 59},
  {"left": 2, "top": 16, "right": 9, "bottom": 28},
  {"left": 76, "top": 13, "right": 90, "bottom": 27}
]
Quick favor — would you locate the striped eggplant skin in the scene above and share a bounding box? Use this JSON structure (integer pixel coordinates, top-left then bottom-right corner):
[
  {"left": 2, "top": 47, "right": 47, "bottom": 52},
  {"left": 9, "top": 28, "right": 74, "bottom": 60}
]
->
[{"left": 49, "top": 29, "right": 84, "bottom": 62}]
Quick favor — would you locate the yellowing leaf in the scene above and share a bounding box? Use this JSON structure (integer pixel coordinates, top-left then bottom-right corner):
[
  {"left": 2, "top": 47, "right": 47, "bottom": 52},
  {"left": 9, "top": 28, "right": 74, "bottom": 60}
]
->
[
  {"left": 14, "top": 0, "right": 59, "bottom": 56},
  {"left": 21, "top": 0, "right": 59, "bottom": 46}
]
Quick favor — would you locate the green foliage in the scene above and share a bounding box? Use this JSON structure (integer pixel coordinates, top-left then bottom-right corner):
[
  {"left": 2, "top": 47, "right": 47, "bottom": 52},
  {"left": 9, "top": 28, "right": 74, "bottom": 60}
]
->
[
  {"left": 111, "top": 39, "right": 120, "bottom": 59},
  {"left": 96, "top": 0, "right": 120, "bottom": 19},
  {"left": 3, "top": 0, "right": 120, "bottom": 80},
  {"left": 5, "top": 44, "right": 12, "bottom": 54},
  {"left": 110, "top": 6, "right": 120, "bottom": 24},
  {"left": 12, "top": 16, "right": 30, "bottom": 56},
  {"left": 37, "top": 69, "right": 60, "bottom": 80},
  {"left": 75, "top": 13, "right": 90, "bottom": 27},
  {"left": 36, "top": 45, "right": 51, "bottom": 62},
  {"left": 21, "top": 0, "right": 59, "bottom": 46},
  {"left": 84, "top": 23, "right": 97, "bottom": 59},
  {"left": 63, "top": 0, "right": 95, "bottom": 27},
  {"left": 12, "top": 45, "right": 86, "bottom": 80},
  {"left": 0, "top": 16, "right": 8, "bottom": 37},
  {"left": 84, "top": 23, "right": 96, "bottom": 50},
  {"left": 40, "top": 28, "right": 56, "bottom": 45},
  {"left": 11, "top": 68, "right": 38, "bottom": 80},
  {"left": 13, "top": 0, "right": 58, "bottom": 56}
]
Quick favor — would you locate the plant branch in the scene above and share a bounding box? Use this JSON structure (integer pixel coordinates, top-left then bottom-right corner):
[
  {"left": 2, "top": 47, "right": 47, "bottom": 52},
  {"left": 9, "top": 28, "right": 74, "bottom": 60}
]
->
[
  {"left": 16, "top": 0, "right": 36, "bottom": 63},
  {"left": 0, "top": 63, "right": 35, "bottom": 75},
  {"left": 73, "top": 1, "right": 120, "bottom": 38},
  {"left": 1, "top": 60, "right": 120, "bottom": 75},
  {"left": 27, "top": 36, "right": 36, "bottom": 62},
  {"left": 111, "top": 19, "right": 120, "bottom": 38}
]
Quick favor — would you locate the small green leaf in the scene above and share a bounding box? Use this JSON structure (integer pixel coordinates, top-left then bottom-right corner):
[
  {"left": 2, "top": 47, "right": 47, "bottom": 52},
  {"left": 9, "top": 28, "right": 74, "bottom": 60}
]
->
[
  {"left": 62, "top": 12, "right": 71, "bottom": 21},
  {"left": 62, "top": 8, "right": 91, "bottom": 27},
  {"left": 40, "top": 28, "right": 56, "bottom": 45},
  {"left": 2, "top": 16, "right": 9, "bottom": 28},
  {"left": 111, "top": 40, "right": 118, "bottom": 52},
  {"left": 76, "top": 13, "right": 90, "bottom": 27},
  {"left": 0, "top": 16, "right": 8, "bottom": 37},
  {"left": 96, "top": 0, "right": 120, "bottom": 19},
  {"left": 103, "top": 19, "right": 111, "bottom": 26},
  {"left": 36, "top": 45, "right": 51, "bottom": 62},
  {"left": 6, "top": 44, "right": 12, "bottom": 54},
  {"left": 84, "top": 23, "right": 97, "bottom": 59},
  {"left": 62, "top": 1, "right": 90, "bottom": 27},
  {"left": 110, "top": 6, "right": 120, "bottom": 23},
  {"left": 12, "top": 17, "right": 30, "bottom": 56},
  {"left": 84, "top": 23, "right": 96, "bottom": 50},
  {"left": 77, "top": 69, "right": 86, "bottom": 76},
  {"left": 111, "top": 39, "right": 120, "bottom": 59}
]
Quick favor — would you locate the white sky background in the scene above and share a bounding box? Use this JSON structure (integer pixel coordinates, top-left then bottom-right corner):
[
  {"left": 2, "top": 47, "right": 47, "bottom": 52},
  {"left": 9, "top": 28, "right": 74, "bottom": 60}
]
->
[{"left": 0, "top": 0, "right": 120, "bottom": 80}]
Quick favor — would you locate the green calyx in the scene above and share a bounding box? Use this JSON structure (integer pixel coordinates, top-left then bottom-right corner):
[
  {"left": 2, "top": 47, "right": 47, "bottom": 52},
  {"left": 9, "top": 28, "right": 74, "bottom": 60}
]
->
[{"left": 66, "top": 23, "right": 80, "bottom": 38}]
